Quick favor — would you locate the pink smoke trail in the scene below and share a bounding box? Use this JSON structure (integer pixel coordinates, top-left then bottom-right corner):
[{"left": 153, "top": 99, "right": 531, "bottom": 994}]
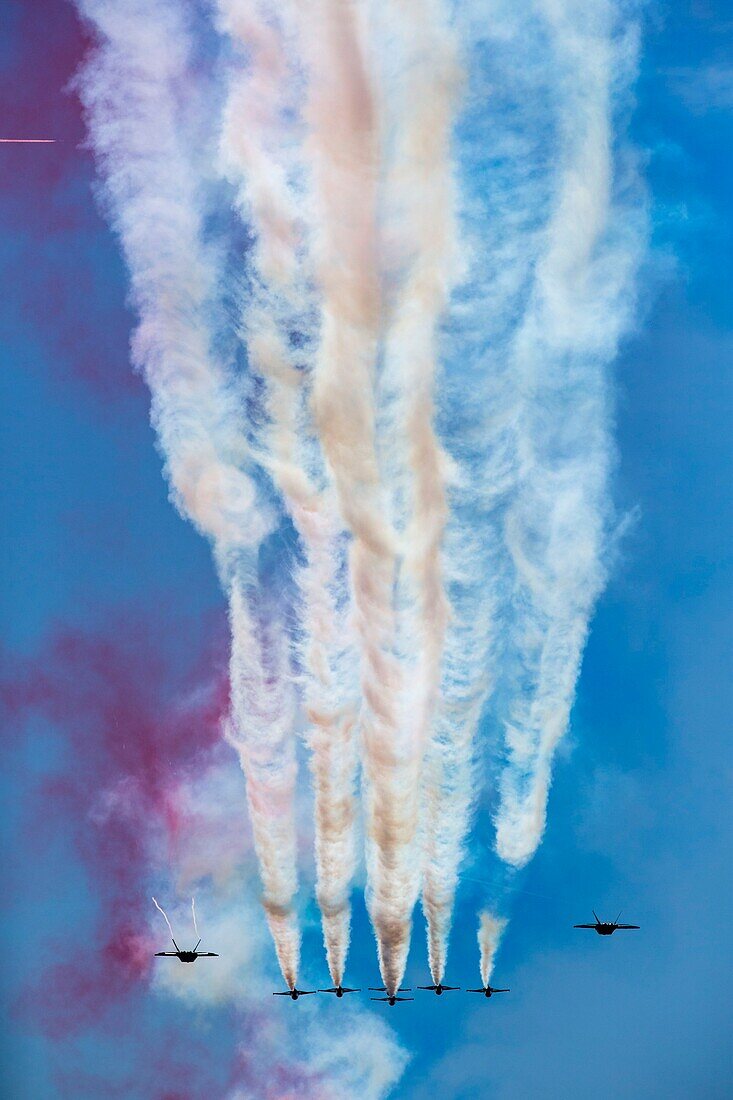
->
[{"left": 296, "top": 0, "right": 423, "bottom": 995}]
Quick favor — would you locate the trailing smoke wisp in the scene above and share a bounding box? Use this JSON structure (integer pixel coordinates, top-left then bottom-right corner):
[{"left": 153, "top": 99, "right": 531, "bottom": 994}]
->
[{"left": 152, "top": 897, "right": 175, "bottom": 943}]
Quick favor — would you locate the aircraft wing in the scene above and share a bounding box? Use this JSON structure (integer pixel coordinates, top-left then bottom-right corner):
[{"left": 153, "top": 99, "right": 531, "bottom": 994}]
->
[
  {"left": 466, "top": 988, "right": 485, "bottom": 993},
  {"left": 442, "top": 985, "right": 460, "bottom": 990},
  {"left": 493, "top": 988, "right": 510, "bottom": 993},
  {"left": 417, "top": 985, "right": 437, "bottom": 990},
  {"left": 573, "top": 923, "right": 597, "bottom": 928},
  {"left": 155, "top": 951, "right": 179, "bottom": 956},
  {"left": 197, "top": 952, "right": 219, "bottom": 956},
  {"left": 299, "top": 990, "right": 317, "bottom": 995},
  {"left": 273, "top": 991, "right": 292, "bottom": 996},
  {"left": 341, "top": 987, "right": 360, "bottom": 993},
  {"left": 616, "top": 924, "right": 640, "bottom": 929}
]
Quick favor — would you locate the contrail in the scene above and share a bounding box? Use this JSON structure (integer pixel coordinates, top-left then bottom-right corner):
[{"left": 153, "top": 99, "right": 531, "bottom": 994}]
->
[
  {"left": 478, "top": 911, "right": 506, "bottom": 988},
  {"left": 152, "top": 897, "right": 176, "bottom": 943},
  {"left": 217, "top": 0, "right": 360, "bottom": 987},
  {"left": 191, "top": 897, "right": 199, "bottom": 939}
]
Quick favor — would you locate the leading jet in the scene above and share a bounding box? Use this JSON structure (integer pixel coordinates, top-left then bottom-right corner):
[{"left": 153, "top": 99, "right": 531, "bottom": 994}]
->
[
  {"left": 466, "top": 984, "right": 510, "bottom": 999},
  {"left": 369, "top": 986, "right": 413, "bottom": 1006},
  {"left": 154, "top": 938, "right": 218, "bottom": 963},
  {"left": 319, "top": 984, "right": 361, "bottom": 998},
  {"left": 574, "top": 911, "right": 640, "bottom": 936},
  {"left": 273, "top": 987, "right": 317, "bottom": 1000},
  {"left": 417, "top": 982, "right": 460, "bottom": 996}
]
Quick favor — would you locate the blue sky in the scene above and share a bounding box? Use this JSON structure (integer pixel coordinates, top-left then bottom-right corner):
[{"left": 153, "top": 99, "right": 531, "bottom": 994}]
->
[{"left": 1, "top": 2, "right": 731, "bottom": 1097}]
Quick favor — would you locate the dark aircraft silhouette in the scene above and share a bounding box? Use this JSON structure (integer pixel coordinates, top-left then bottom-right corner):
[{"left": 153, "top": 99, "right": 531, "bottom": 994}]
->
[
  {"left": 574, "top": 911, "right": 640, "bottom": 936},
  {"left": 417, "top": 982, "right": 460, "bottom": 996},
  {"left": 273, "top": 987, "right": 317, "bottom": 1000},
  {"left": 369, "top": 986, "right": 413, "bottom": 1005},
  {"left": 466, "top": 984, "right": 510, "bottom": 998},
  {"left": 154, "top": 938, "right": 218, "bottom": 963},
  {"left": 319, "top": 985, "right": 361, "bottom": 998}
]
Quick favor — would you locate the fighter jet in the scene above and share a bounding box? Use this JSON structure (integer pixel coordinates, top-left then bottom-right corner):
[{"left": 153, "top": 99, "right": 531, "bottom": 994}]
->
[
  {"left": 466, "top": 984, "right": 510, "bottom": 998},
  {"left": 574, "top": 911, "right": 640, "bottom": 936},
  {"left": 416, "top": 982, "right": 460, "bottom": 996},
  {"left": 319, "top": 984, "right": 361, "bottom": 998},
  {"left": 369, "top": 987, "right": 413, "bottom": 1005},
  {"left": 154, "top": 938, "right": 218, "bottom": 963},
  {"left": 273, "top": 987, "right": 317, "bottom": 1000}
]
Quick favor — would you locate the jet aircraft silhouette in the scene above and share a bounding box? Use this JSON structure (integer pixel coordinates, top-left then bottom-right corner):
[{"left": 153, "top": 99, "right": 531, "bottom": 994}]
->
[
  {"left": 273, "top": 987, "right": 317, "bottom": 1000},
  {"left": 154, "top": 938, "right": 218, "bottom": 963},
  {"left": 369, "top": 986, "right": 413, "bottom": 1005},
  {"left": 417, "top": 982, "right": 460, "bottom": 995},
  {"left": 466, "top": 984, "right": 510, "bottom": 998},
  {"left": 319, "top": 984, "right": 361, "bottom": 997},
  {"left": 574, "top": 911, "right": 640, "bottom": 935}
]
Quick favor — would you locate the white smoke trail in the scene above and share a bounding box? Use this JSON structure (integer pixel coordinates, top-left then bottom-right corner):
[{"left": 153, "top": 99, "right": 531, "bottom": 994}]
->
[
  {"left": 492, "top": 0, "right": 645, "bottom": 868},
  {"left": 191, "top": 896, "right": 199, "bottom": 939},
  {"left": 364, "top": 0, "right": 468, "bottom": 989},
  {"left": 75, "top": 0, "right": 302, "bottom": 987},
  {"left": 152, "top": 896, "right": 176, "bottom": 943},
  {"left": 226, "top": 579, "right": 301, "bottom": 988},
  {"left": 216, "top": 0, "right": 361, "bottom": 987},
  {"left": 74, "top": 0, "right": 271, "bottom": 556},
  {"left": 478, "top": 911, "right": 506, "bottom": 987},
  {"left": 418, "top": 0, "right": 644, "bottom": 972}
]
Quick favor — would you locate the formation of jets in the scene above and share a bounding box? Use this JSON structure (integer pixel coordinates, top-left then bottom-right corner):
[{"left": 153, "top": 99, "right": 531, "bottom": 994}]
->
[{"left": 154, "top": 910, "right": 639, "bottom": 1004}]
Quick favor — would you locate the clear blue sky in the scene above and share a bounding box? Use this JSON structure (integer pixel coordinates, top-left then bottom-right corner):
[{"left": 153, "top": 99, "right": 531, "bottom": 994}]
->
[{"left": 1, "top": 2, "right": 731, "bottom": 1097}]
